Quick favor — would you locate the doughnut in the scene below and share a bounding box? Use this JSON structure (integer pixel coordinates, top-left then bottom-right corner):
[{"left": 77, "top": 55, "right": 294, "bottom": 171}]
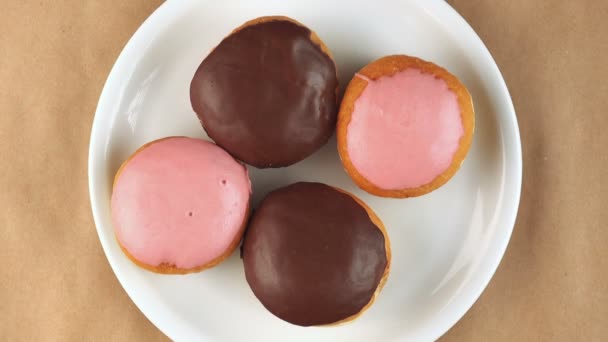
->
[
  {"left": 190, "top": 16, "right": 339, "bottom": 168},
  {"left": 111, "top": 137, "right": 251, "bottom": 274},
  {"left": 337, "top": 55, "right": 475, "bottom": 198},
  {"left": 242, "top": 182, "right": 390, "bottom": 326}
]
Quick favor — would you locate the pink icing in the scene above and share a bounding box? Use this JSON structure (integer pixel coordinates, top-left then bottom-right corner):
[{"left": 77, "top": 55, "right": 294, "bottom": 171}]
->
[
  {"left": 111, "top": 137, "right": 251, "bottom": 269},
  {"left": 346, "top": 68, "right": 463, "bottom": 190}
]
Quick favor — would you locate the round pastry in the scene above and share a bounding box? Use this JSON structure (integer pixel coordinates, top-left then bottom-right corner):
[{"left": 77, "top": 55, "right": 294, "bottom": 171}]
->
[
  {"left": 190, "top": 16, "right": 339, "bottom": 168},
  {"left": 242, "top": 182, "right": 390, "bottom": 326},
  {"left": 111, "top": 137, "right": 251, "bottom": 274},
  {"left": 337, "top": 55, "right": 475, "bottom": 198}
]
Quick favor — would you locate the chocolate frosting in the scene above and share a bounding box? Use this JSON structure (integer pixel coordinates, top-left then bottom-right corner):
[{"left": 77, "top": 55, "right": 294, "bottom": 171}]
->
[
  {"left": 190, "top": 19, "right": 338, "bottom": 168},
  {"left": 242, "top": 182, "right": 388, "bottom": 326}
]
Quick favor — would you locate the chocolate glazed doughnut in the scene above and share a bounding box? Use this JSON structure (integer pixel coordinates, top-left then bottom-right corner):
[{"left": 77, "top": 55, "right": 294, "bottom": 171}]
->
[
  {"left": 242, "top": 182, "right": 391, "bottom": 326},
  {"left": 190, "top": 16, "right": 339, "bottom": 168}
]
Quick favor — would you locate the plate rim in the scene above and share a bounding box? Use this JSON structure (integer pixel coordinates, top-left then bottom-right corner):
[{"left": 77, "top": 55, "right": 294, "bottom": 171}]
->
[{"left": 88, "top": 0, "right": 522, "bottom": 340}]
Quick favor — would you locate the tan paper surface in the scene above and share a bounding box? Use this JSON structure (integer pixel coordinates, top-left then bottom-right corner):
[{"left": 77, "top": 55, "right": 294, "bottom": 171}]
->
[{"left": 1, "top": 1, "right": 605, "bottom": 340}]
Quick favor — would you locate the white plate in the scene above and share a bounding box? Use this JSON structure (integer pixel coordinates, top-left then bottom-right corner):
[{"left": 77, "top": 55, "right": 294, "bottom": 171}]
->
[{"left": 88, "top": 0, "right": 521, "bottom": 340}]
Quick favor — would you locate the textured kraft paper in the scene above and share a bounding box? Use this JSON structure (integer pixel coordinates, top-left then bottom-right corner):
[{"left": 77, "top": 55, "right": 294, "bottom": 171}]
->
[{"left": 0, "top": 0, "right": 606, "bottom": 341}]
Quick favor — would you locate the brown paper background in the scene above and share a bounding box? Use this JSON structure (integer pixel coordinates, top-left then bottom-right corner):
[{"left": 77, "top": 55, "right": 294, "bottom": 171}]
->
[{"left": 1, "top": 0, "right": 606, "bottom": 341}]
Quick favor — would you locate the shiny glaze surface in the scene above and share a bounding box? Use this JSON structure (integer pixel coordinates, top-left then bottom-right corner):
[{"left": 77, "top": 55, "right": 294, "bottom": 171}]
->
[
  {"left": 111, "top": 137, "right": 251, "bottom": 269},
  {"left": 242, "top": 182, "right": 387, "bottom": 326},
  {"left": 347, "top": 68, "right": 463, "bottom": 189},
  {"left": 191, "top": 20, "right": 338, "bottom": 168}
]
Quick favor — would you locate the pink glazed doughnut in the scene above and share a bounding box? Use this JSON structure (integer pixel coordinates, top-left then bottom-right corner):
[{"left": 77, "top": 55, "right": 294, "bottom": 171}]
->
[
  {"left": 337, "top": 55, "right": 475, "bottom": 198},
  {"left": 111, "top": 137, "right": 251, "bottom": 274}
]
